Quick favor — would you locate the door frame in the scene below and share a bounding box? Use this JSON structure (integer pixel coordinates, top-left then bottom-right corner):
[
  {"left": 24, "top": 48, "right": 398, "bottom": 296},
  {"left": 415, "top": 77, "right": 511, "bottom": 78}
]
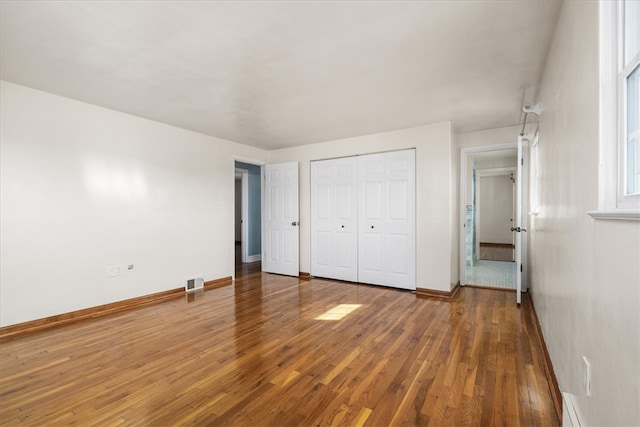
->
[
  {"left": 459, "top": 142, "right": 529, "bottom": 289},
  {"left": 235, "top": 168, "right": 249, "bottom": 263},
  {"left": 475, "top": 167, "right": 517, "bottom": 259},
  {"left": 232, "top": 158, "right": 265, "bottom": 279}
]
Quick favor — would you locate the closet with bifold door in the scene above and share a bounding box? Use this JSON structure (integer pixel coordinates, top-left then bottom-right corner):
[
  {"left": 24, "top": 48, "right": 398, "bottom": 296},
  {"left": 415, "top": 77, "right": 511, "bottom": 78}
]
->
[{"left": 310, "top": 149, "right": 416, "bottom": 290}]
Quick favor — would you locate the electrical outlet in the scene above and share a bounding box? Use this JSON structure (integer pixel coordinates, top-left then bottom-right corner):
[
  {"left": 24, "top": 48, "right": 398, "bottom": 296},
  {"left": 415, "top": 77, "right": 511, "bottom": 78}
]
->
[
  {"left": 582, "top": 356, "right": 592, "bottom": 396},
  {"left": 105, "top": 265, "right": 122, "bottom": 278},
  {"left": 127, "top": 264, "right": 134, "bottom": 270}
]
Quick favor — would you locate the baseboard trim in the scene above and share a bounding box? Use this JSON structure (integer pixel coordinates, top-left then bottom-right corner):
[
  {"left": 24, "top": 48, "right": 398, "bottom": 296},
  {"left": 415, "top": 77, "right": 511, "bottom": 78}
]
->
[
  {"left": 479, "top": 242, "right": 515, "bottom": 248},
  {"left": 299, "top": 272, "right": 311, "bottom": 281},
  {"left": 416, "top": 282, "right": 460, "bottom": 299},
  {"left": 246, "top": 254, "right": 261, "bottom": 263},
  {"left": 204, "top": 276, "right": 233, "bottom": 290},
  {"left": 527, "top": 293, "right": 563, "bottom": 423},
  {"left": 0, "top": 276, "right": 233, "bottom": 341}
]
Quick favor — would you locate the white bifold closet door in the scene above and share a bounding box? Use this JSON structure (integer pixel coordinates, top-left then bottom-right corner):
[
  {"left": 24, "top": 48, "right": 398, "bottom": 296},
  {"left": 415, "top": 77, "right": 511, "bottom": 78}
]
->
[
  {"left": 310, "top": 157, "right": 358, "bottom": 282},
  {"left": 358, "top": 150, "right": 415, "bottom": 290},
  {"left": 310, "top": 149, "right": 415, "bottom": 290}
]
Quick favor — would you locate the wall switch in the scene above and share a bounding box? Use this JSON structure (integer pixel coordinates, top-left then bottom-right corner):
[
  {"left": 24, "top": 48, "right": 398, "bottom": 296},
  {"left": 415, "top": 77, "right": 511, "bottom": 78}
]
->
[{"left": 582, "top": 356, "right": 592, "bottom": 396}]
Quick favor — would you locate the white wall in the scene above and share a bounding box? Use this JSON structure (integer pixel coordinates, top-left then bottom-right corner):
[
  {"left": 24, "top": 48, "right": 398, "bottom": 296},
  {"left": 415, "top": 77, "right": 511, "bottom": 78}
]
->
[
  {"left": 531, "top": 2, "right": 640, "bottom": 425},
  {"left": 268, "top": 122, "right": 458, "bottom": 292},
  {"left": 458, "top": 125, "right": 520, "bottom": 209},
  {"left": 457, "top": 125, "right": 522, "bottom": 149},
  {"left": 473, "top": 154, "right": 517, "bottom": 170},
  {"left": 465, "top": 153, "right": 518, "bottom": 207},
  {"left": 0, "top": 81, "right": 268, "bottom": 327},
  {"left": 478, "top": 174, "right": 513, "bottom": 244}
]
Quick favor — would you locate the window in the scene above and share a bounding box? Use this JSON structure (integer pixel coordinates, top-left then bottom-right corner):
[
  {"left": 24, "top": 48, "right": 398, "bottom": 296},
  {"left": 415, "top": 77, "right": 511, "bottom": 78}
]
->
[{"left": 592, "top": 0, "right": 640, "bottom": 219}]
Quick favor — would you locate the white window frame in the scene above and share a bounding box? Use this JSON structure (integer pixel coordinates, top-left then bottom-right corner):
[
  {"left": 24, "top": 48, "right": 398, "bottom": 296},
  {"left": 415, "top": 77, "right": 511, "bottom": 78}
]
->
[{"left": 591, "top": 0, "right": 640, "bottom": 220}]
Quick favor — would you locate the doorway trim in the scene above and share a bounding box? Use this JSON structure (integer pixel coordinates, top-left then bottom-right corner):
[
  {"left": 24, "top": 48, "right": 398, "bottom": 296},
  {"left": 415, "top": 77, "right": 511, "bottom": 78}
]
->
[
  {"left": 232, "top": 157, "right": 266, "bottom": 279},
  {"left": 475, "top": 167, "right": 517, "bottom": 260},
  {"left": 459, "top": 142, "right": 519, "bottom": 287},
  {"left": 235, "top": 168, "right": 249, "bottom": 263}
]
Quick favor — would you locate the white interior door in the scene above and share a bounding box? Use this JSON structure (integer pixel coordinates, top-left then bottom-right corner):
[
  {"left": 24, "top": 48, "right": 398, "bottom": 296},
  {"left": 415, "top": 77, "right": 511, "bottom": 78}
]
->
[
  {"left": 263, "top": 162, "right": 299, "bottom": 276},
  {"left": 358, "top": 150, "right": 415, "bottom": 290},
  {"left": 515, "top": 135, "right": 524, "bottom": 304},
  {"left": 310, "top": 157, "right": 358, "bottom": 281}
]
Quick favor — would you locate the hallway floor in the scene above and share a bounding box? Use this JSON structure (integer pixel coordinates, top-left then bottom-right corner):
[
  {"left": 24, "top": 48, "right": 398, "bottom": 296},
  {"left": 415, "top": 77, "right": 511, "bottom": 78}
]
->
[
  {"left": 235, "top": 243, "right": 261, "bottom": 278},
  {"left": 465, "top": 260, "right": 516, "bottom": 290}
]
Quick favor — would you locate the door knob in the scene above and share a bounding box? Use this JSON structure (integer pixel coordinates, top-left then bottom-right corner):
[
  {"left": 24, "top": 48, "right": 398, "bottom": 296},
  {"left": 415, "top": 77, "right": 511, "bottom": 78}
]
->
[
  {"left": 341, "top": 225, "right": 345, "bottom": 228},
  {"left": 291, "top": 221, "right": 299, "bottom": 226},
  {"left": 511, "top": 227, "right": 527, "bottom": 232},
  {"left": 371, "top": 225, "right": 374, "bottom": 229}
]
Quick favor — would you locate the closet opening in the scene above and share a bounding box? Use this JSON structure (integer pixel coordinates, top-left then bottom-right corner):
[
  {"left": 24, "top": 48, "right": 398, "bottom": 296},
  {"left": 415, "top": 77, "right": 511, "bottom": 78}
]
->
[{"left": 310, "top": 149, "right": 416, "bottom": 290}]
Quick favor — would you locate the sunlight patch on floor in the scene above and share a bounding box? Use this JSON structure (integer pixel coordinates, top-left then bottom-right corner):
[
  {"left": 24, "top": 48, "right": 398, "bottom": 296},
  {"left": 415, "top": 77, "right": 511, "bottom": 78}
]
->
[{"left": 315, "top": 304, "right": 362, "bottom": 320}]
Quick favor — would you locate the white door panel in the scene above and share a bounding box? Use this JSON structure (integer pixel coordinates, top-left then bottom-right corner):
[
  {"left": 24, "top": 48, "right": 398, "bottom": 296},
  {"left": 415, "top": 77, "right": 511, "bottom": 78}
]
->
[
  {"left": 516, "top": 136, "right": 524, "bottom": 304},
  {"left": 263, "top": 162, "right": 299, "bottom": 276},
  {"left": 311, "top": 157, "right": 358, "bottom": 282},
  {"left": 358, "top": 150, "right": 415, "bottom": 290},
  {"left": 360, "top": 233, "right": 384, "bottom": 281}
]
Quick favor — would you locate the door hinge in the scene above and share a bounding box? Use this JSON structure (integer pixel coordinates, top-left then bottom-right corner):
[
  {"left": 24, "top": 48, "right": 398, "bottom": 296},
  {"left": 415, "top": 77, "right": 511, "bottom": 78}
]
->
[
  {"left": 520, "top": 264, "right": 523, "bottom": 272},
  {"left": 521, "top": 158, "right": 524, "bottom": 165}
]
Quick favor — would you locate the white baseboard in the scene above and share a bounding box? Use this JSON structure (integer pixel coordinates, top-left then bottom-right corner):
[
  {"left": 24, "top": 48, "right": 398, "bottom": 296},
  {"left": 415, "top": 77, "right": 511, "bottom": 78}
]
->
[
  {"left": 562, "top": 392, "right": 581, "bottom": 427},
  {"left": 246, "top": 254, "right": 261, "bottom": 263}
]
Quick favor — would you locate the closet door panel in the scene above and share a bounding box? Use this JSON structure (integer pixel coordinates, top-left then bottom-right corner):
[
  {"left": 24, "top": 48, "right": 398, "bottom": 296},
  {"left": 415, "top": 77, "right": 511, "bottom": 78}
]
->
[
  {"left": 311, "top": 162, "right": 335, "bottom": 279},
  {"left": 311, "top": 157, "right": 358, "bottom": 282},
  {"left": 315, "top": 231, "right": 331, "bottom": 268},
  {"left": 360, "top": 232, "right": 384, "bottom": 283},
  {"left": 358, "top": 153, "right": 387, "bottom": 286},
  {"left": 333, "top": 157, "right": 358, "bottom": 282},
  {"left": 384, "top": 150, "right": 416, "bottom": 289},
  {"left": 358, "top": 150, "right": 415, "bottom": 290}
]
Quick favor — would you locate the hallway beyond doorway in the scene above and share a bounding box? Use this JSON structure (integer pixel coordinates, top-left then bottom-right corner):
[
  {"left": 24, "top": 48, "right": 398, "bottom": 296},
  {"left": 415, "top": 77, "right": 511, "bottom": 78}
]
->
[
  {"left": 235, "top": 242, "right": 261, "bottom": 278},
  {"left": 465, "top": 260, "right": 515, "bottom": 290}
]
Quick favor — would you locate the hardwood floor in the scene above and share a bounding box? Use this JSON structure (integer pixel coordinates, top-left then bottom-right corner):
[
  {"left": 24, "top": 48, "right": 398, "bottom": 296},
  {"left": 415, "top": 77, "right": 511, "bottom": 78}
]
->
[{"left": 0, "top": 272, "right": 559, "bottom": 426}]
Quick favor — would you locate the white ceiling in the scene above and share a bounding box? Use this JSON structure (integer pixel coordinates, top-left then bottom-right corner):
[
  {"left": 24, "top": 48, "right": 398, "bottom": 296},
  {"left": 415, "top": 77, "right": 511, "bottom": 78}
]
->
[{"left": 0, "top": 1, "right": 562, "bottom": 150}]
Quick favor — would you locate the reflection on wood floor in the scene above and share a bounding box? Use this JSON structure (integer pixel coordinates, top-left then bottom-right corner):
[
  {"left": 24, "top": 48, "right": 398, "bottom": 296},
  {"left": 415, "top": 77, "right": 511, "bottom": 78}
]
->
[
  {"left": 0, "top": 271, "right": 558, "bottom": 426},
  {"left": 235, "top": 242, "right": 262, "bottom": 278}
]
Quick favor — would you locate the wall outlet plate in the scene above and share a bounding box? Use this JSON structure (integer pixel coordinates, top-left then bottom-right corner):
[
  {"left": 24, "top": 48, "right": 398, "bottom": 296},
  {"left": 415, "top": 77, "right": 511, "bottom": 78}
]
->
[{"left": 106, "top": 265, "right": 122, "bottom": 278}]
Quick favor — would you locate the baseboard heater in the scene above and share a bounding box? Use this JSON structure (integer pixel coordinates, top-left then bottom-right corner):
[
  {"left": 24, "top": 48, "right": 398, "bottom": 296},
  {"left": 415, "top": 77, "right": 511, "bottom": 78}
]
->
[{"left": 185, "top": 277, "right": 204, "bottom": 292}]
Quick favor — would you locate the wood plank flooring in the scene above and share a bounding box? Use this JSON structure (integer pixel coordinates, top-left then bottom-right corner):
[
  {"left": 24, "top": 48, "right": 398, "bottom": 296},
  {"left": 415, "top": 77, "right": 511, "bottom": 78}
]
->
[{"left": 0, "top": 272, "right": 558, "bottom": 426}]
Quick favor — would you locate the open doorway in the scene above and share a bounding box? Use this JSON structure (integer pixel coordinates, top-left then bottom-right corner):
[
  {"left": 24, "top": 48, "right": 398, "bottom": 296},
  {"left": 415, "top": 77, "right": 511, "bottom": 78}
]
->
[
  {"left": 461, "top": 146, "right": 518, "bottom": 290},
  {"left": 234, "top": 161, "right": 262, "bottom": 277}
]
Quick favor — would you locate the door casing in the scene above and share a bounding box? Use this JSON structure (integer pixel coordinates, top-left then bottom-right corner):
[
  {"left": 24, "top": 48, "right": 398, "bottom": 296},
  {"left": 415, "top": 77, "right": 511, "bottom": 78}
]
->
[{"left": 459, "top": 142, "right": 529, "bottom": 297}]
